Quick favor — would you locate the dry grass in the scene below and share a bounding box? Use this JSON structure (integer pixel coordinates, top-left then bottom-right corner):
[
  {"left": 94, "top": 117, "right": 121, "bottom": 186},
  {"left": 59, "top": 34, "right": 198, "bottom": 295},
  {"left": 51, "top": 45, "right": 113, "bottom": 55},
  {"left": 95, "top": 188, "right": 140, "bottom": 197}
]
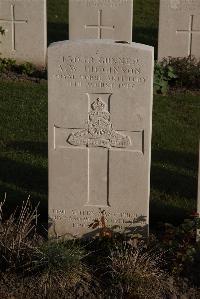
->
[
  {"left": 0, "top": 197, "right": 97, "bottom": 298},
  {"left": 1, "top": 198, "right": 199, "bottom": 298},
  {"left": 108, "top": 242, "right": 173, "bottom": 299},
  {"left": 0, "top": 195, "right": 40, "bottom": 270},
  {"left": 25, "top": 240, "right": 95, "bottom": 298}
]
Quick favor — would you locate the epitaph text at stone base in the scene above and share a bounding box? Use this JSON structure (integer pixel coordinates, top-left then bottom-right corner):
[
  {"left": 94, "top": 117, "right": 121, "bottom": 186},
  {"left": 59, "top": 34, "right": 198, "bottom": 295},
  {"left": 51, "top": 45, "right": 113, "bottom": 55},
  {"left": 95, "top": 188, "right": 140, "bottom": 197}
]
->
[{"left": 48, "top": 40, "right": 154, "bottom": 238}]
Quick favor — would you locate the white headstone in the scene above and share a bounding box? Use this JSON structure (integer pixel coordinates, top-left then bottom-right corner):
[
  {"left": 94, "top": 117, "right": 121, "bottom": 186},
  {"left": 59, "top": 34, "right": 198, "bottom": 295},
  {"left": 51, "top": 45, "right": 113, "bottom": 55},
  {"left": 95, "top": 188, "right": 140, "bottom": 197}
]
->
[
  {"left": 0, "top": 0, "right": 47, "bottom": 67},
  {"left": 48, "top": 40, "right": 154, "bottom": 238},
  {"left": 69, "top": 0, "right": 133, "bottom": 42},
  {"left": 158, "top": 0, "right": 200, "bottom": 60}
]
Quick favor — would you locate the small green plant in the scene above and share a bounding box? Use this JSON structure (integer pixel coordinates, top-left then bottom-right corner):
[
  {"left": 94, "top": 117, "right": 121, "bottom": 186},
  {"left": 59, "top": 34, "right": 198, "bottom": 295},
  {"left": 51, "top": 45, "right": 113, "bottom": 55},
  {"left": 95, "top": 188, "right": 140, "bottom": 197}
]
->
[
  {"left": 0, "top": 58, "right": 46, "bottom": 79},
  {"left": 163, "top": 56, "right": 200, "bottom": 90},
  {"left": 19, "top": 62, "right": 36, "bottom": 76},
  {"left": 154, "top": 61, "right": 177, "bottom": 94},
  {"left": 0, "top": 57, "right": 16, "bottom": 73}
]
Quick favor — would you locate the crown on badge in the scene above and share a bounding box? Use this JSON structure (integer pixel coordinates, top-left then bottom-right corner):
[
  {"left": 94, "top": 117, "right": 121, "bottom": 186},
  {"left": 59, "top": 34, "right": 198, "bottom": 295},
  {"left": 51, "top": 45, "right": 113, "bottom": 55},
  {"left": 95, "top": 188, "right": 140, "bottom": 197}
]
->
[{"left": 91, "top": 98, "right": 105, "bottom": 111}]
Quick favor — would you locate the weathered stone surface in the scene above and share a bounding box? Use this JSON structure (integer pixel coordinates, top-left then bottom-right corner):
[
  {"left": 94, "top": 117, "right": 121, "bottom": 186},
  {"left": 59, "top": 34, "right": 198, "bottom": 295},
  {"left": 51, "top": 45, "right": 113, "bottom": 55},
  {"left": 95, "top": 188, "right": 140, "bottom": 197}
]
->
[
  {"left": 0, "top": 0, "right": 47, "bottom": 67},
  {"left": 158, "top": 0, "right": 200, "bottom": 60},
  {"left": 69, "top": 0, "right": 133, "bottom": 42},
  {"left": 48, "top": 40, "right": 154, "bottom": 238}
]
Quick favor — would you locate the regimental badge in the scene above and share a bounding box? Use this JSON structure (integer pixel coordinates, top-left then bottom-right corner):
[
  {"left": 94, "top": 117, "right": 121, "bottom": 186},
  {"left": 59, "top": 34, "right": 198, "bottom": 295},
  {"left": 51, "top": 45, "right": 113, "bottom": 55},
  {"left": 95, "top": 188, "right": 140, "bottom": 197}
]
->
[{"left": 67, "top": 98, "right": 131, "bottom": 149}]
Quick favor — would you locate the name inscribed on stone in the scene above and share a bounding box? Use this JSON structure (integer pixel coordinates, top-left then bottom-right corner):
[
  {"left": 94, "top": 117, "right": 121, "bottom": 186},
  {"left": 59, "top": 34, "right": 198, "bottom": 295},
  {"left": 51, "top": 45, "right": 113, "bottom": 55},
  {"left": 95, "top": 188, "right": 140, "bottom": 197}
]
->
[{"left": 53, "top": 55, "right": 146, "bottom": 89}]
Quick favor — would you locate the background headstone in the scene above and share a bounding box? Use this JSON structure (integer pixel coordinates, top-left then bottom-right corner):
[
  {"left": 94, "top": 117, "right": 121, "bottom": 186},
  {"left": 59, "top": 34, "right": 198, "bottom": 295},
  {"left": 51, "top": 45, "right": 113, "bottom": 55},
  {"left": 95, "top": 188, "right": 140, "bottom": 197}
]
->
[
  {"left": 158, "top": 0, "right": 200, "bottom": 60},
  {"left": 69, "top": 0, "right": 133, "bottom": 42},
  {"left": 0, "top": 0, "right": 47, "bottom": 67},
  {"left": 48, "top": 40, "right": 154, "bottom": 238}
]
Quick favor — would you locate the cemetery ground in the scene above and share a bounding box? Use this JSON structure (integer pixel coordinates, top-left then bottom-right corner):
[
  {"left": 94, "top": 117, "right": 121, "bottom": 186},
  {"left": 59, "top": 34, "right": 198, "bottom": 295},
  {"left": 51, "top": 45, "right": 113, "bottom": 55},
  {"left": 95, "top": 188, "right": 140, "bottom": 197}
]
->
[
  {"left": 0, "top": 0, "right": 200, "bottom": 298},
  {"left": 0, "top": 71, "right": 200, "bottom": 298}
]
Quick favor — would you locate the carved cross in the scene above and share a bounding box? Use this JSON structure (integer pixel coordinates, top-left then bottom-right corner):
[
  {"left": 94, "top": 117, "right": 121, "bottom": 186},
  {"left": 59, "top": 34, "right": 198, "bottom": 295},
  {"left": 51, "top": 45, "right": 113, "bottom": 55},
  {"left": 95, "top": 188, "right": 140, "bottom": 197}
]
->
[
  {"left": 0, "top": 4, "right": 28, "bottom": 51},
  {"left": 85, "top": 9, "right": 115, "bottom": 39},
  {"left": 55, "top": 94, "right": 144, "bottom": 208},
  {"left": 176, "top": 15, "right": 200, "bottom": 56}
]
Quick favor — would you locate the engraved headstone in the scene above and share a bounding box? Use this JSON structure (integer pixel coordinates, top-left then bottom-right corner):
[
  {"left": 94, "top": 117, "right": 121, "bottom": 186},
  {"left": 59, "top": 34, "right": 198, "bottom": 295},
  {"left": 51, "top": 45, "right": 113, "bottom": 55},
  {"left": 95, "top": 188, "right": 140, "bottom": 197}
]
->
[
  {"left": 69, "top": 0, "right": 133, "bottom": 42},
  {"left": 0, "top": 0, "right": 47, "bottom": 67},
  {"left": 158, "top": 0, "right": 200, "bottom": 60},
  {"left": 48, "top": 40, "right": 154, "bottom": 238}
]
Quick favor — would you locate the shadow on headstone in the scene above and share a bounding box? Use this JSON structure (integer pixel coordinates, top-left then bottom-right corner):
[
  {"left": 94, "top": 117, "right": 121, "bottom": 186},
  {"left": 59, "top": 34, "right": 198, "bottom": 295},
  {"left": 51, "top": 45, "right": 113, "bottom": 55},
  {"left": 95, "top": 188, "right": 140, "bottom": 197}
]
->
[{"left": 49, "top": 215, "right": 148, "bottom": 240}]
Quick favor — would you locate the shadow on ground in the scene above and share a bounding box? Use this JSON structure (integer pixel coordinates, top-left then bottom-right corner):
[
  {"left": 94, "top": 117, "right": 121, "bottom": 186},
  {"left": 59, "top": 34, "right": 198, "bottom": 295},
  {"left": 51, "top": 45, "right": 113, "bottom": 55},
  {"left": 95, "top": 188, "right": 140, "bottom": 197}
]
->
[
  {"left": 0, "top": 141, "right": 48, "bottom": 222},
  {"left": 8, "top": 141, "right": 47, "bottom": 158},
  {"left": 150, "top": 148, "right": 198, "bottom": 225},
  {"left": 151, "top": 148, "right": 198, "bottom": 199}
]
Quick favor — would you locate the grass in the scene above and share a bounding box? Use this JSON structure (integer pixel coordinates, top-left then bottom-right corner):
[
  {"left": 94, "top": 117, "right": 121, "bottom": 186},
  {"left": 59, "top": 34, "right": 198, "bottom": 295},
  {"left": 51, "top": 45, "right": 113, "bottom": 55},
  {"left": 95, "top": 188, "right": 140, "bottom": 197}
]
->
[
  {"left": 151, "top": 93, "right": 200, "bottom": 225},
  {"left": 0, "top": 80, "right": 199, "bottom": 226},
  {"left": 0, "top": 81, "right": 48, "bottom": 219},
  {"left": 47, "top": 0, "right": 68, "bottom": 44}
]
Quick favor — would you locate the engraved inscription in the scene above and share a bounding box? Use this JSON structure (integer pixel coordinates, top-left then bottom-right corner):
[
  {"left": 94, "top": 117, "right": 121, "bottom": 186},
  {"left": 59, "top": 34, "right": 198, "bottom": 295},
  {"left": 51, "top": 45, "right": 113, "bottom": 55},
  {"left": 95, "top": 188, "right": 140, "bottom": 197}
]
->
[
  {"left": 0, "top": 4, "right": 28, "bottom": 51},
  {"left": 53, "top": 55, "right": 146, "bottom": 89},
  {"left": 51, "top": 208, "right": 145, "bottom": 230},
  {"left": 67, "top": 98, "right": 131, "bottom": 149}
]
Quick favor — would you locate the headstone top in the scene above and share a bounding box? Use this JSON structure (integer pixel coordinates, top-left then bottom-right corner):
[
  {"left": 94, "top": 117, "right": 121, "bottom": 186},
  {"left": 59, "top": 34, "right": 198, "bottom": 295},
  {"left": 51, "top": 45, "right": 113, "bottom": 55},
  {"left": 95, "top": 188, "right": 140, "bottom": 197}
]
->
[
  {"left": 69, "top": 0, "right": 133, "bottom": 42},
  {"left": 48, "top": 39, "right": 153, "bottom": 94},
  {"left": 158, "top": 0, "right": 200, "bottom": 60}
]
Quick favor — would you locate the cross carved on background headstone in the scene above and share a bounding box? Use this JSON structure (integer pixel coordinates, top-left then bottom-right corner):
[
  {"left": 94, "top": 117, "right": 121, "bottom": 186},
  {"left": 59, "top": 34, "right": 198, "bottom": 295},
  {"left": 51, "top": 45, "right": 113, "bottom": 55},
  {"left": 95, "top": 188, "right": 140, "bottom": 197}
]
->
[
  {"left": 85, "top": 9, "right": 115, "bottom": 39},
  {"left": 0, "top": 4, "right": 28, "bottom": 51},
  {"left": 176, "top": 15, "right": 200, "bottom": 56}
]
